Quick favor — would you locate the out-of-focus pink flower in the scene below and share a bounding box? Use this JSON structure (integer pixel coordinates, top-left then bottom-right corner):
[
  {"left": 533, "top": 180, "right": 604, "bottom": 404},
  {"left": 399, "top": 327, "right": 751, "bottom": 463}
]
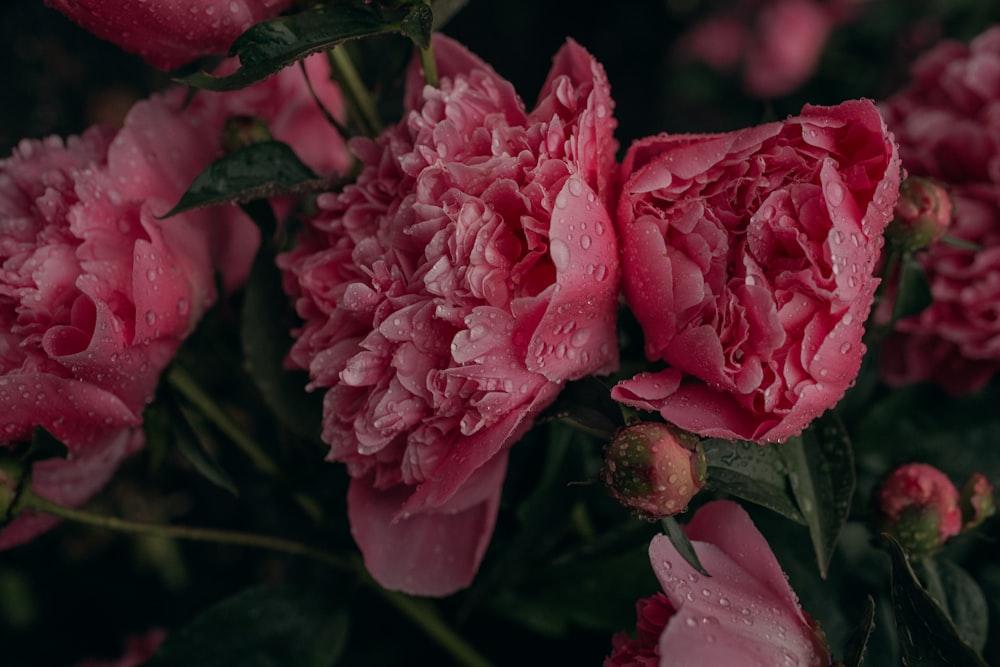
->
[
  {"left": 45, "top": 0, "right": 295, "bottom": 69},
  {"left": 280, "top": 35, "right": 620, "bottom": 595},
  {"left": 612, "top": 100, "right": 900, "bottom": 442},
  {"left": 876, "top": 462, "right": 962, "bottom": 555},
  {"left": 0, "top": 55, "right": 347, "bottom": 547},
  {"left": 601, "top": 422, "right": 706, "bottom": 520},
  {"left": 605, "top": 500, "right": 831, "bottom": 667},
  {"left": 73, "top": 628, "right": 166, "bottom": 667},
  {"left": 679, "top": 0, "right": 836, "bottom": 98},
  {"left": 744, "top": 0, "right": 833, "bottom": 98},
  {"left": 880, "top": 27, "right": 1000, "bottom": 394}
]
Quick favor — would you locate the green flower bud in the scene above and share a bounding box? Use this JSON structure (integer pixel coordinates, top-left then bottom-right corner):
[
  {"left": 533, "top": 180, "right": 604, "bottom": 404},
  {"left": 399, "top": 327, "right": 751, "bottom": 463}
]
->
[
  {"left": 601, "top": 422, "right": 706, "bottom": 521},
  {"left": 887, "top": 176, "right": 953, "bottom": 252}
]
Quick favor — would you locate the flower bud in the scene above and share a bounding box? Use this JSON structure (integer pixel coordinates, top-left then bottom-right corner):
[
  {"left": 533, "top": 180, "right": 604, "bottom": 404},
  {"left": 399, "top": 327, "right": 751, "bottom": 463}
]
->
[
  {"left": 875, "top": 463, "right": 961, "bottom": 556},
  {"left": 887, "top": 176, "right": 954, "bottom": 251},
  {"left": 960, "top": 472, "right": 996, "bottom": 530},
  {"left": 601, "top": 422, "right": 706, "bottom": 521}
]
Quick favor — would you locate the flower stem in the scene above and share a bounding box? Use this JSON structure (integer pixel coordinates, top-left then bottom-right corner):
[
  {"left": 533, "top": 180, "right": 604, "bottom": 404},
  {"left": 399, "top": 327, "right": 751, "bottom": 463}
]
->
[
  {"left": 419, "top": 43, "right": 439, "bottom": 88},
  {"left": 22, "top": 490, "right": 495, "bottom": 667},
  {"left": 166, "top": 365, "right": 280, "bottom": 477},
  {"left": 367, "top": 580, "right": 494, "bottom": 667},
  {"left": 18, "top": 488, "right": 352, "bottom": 571},
  {"left": 328, "top": 47, "right": 383, "bottom": 137}
]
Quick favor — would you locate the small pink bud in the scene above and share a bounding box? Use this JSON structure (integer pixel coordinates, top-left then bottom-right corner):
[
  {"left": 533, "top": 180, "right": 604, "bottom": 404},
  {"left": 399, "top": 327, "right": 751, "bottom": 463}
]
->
[
  {"left": 887, "top": 176, "right": 954, "bottom": 251},
  {"left": 876, "top": 463, "right": 961, "bottom": 555},
  {"left": 960, "top": 472, "right": 996, "bottom": 530},
  {"left": 601, "top": 422, "right": 706, "bottom": 521}
]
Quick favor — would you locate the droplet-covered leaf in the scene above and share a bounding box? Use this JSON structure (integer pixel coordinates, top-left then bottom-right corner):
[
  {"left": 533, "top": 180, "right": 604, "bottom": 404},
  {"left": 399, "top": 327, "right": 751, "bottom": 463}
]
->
[
  {"left": 162, "top": 141, "right": 328, "bottom": 218},
  {"left": 703, "top": 437, "right": 804, "bottom": 524},
  {"left": 147, "top": 585, "right": 348, "bottom": 667},
  {"left": 178, "top": 1, "right": 434, "bottom": 92},
  {"left": 780, "top": 413, "right": 855, "bottom": 578},
  {"left": 886, "top": 537, "right": 988, "bottom": 667}
]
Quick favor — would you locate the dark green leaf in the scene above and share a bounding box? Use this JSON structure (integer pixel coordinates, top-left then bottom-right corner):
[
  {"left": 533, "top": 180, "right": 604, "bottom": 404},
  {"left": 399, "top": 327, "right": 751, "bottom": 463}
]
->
[
  {"left": 148, "top": 585, "right": 348, "bottom": 667},
  {"left": 661, "top": 515, "right": 708, "bottom": 577},
  {"left": 24, "top": 426, "right": 68, "bottom": 464},
  {"left": 892, "top": 253, "right": 933, "bottom": 321},
  {"left": 178, "top": 2, "right": 429, "bottom": 92},
  {"left": 165, "top": 393, "right": 239, "bottom": 497},
  {"left": 704, "top": 438, "right": 804, "bottom": 524},
  {"left": 885, "top": 537, "right": 988, "bottom": 667},
  {"left": 913, "top": 558, "right": 989, "bottom": 652},
  {"left": 540, "top": 377, "right": 623, "bottom": 438},
  {"left": 400, "top": 2, "right": 433, "bottom": 49},
  {"left": 842, "top": 595, "right": 876, "bottom": 667},
  {"left": 780, "top": 413, "right": 855, "bottom": 578},
  {"left": 162, "top": 142, "right": 328, "bottom": 218},
  {"left": 240, "top": 230, "right": 323, "bottom": 441}
]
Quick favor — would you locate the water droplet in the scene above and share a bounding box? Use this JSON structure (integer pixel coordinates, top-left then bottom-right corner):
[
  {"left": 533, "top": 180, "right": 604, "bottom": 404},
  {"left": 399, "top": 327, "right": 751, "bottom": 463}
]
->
[
  {"left": 580, "top": 234, "right": 592, "bottom": 249},
  {"left": 570, "top": 329, "right": 591, "bottom": 347},
  {"left": 840, "top": 342, "right": 852, "bottom": 354},
  {"left": 555, "top": 191, "right": 569, "bottom": 209},
  {"left": 145, "top": 311, "right": 156, "bottom": 325},
  {"left": 568, "top": 178, "right": 583, "bottom": 196},
  {"left": 825, "top": 181, "right": 845, "bottom": 206},
  {"left": 593, "top": 264, "right": 609, "bottom": 282},
  {"left": 550, "top": 239, "right": 570, "bottom": 270}
]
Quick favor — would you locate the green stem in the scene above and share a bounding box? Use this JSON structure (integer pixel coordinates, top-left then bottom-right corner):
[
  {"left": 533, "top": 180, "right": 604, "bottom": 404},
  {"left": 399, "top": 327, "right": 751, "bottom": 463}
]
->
[
  {"left": 328, "top": 47, "right": 383, "bottom": 136},
  {"left": 19, "top": 489, "right": 352, "bottom": 571},
  {"left": 368, "top": 580, "right": 495, "bottom": 667},
  {"left": 167, "top": 365, "right": 280, "bottom": 476},
  {"left": 23, "top": 490, "right": 494, "bottom": 667},
  {"left": 419, "top": 42, "right": 439, "bottom": 88}
]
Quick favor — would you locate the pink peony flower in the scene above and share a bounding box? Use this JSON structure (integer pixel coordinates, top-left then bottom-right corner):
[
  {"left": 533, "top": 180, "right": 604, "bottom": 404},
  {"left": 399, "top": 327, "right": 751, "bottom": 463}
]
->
[
  {"left": 279, "top": 35, "right": 620, "bottom": 595},
  {"left": 612, "top": 100, "right": 900, "bottom": 442},
  {"left": 879, "top": 27, "right": 1000, "bottom": 394},
  {"left": 0, "top": 55, "right": 347, "bottom": 547},
  {"left": 876, "top": 462, "right": 962, "bottom": 555},
  {"left": 45, "top": 0, "right": 295, "bottom": 70},
  {"left": 606, "top": 500, "right": 832, "bottom": 667}
]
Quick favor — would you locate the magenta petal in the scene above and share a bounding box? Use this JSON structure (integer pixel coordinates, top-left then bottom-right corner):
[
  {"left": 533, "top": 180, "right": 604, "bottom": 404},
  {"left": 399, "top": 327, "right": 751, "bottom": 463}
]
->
[
  {"left": 528, "top": 175, "right": 619, "bottom": 380},
  {"left": 649, "top": 501, "right": 830, "bottom": 667},
  {"left": 347, "top": 454, "right": 506, "bottom": 596}
]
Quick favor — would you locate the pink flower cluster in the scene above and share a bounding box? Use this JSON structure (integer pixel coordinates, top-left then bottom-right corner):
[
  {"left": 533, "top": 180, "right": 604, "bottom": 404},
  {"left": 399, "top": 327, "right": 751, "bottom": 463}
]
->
[
  {"left": 880, "top": 27, "right": 1000, "bottom": 394},
  {"left": 606, "top": 501, "right": 831, "bottom": 666},
  {"left": 280, "top": 35, "right": 620, "bottom": 596},
  {"left": 0, "top": 55, "right": 347, "bottom": 548}
]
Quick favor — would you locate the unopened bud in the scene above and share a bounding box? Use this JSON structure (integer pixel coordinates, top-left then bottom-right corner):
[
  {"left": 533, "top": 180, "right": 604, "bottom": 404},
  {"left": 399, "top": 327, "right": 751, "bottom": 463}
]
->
[
  {"left": 876, "top": 463, "right": 961, "bottom": 556},
  {"left": 601, "top": 422, "right": 706, "bottom": 521},
  {"left": 887, "top": 176, "right": 953, "bottom": 251},
  {"left": 960, "top": 472, "right": 995, "bottom": 530}
]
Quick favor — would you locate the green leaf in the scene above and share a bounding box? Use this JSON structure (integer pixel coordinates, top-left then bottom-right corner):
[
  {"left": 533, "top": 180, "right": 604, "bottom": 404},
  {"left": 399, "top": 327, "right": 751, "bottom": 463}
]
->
[
  {"left": 241, "top": 234, "right": 324, "bottom": 440},
  {"left": 147, "top": 585, "right": 348, "bottom": 667},
  {"left": 165, "top": 392, "right": 239, "bottom": 497},
  {"left": 540, "top": 377, "right": 623, "bottom": 438},
  {"left": 703, "top": 438, "right": 804, "bottom": 524},
  {"left": 661, "top": 515, "right": 709, "bottom": 577},
  {"left": 162, "top": 141, "right": 328, "bottom": 218},
  {"left": 892, "top": 253, "right": 933, "bottom": 321},
  {"left": 913, "top": 558, "right": 990, "bottom": 653},
  {"left": 178, "top": 1, "right": 431, "bottom": 92},
  {"left": 885, "top": 538, "right": 988, "bottom": 667},
  {"left": 400, "top": 2, "right": 433, "bottom": 49},
  {"left": 842, "top": 595, "right": 876, "bottom": 667},
  {"left": 779, "top": 413, "right": 855, "bottom": 578}
]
